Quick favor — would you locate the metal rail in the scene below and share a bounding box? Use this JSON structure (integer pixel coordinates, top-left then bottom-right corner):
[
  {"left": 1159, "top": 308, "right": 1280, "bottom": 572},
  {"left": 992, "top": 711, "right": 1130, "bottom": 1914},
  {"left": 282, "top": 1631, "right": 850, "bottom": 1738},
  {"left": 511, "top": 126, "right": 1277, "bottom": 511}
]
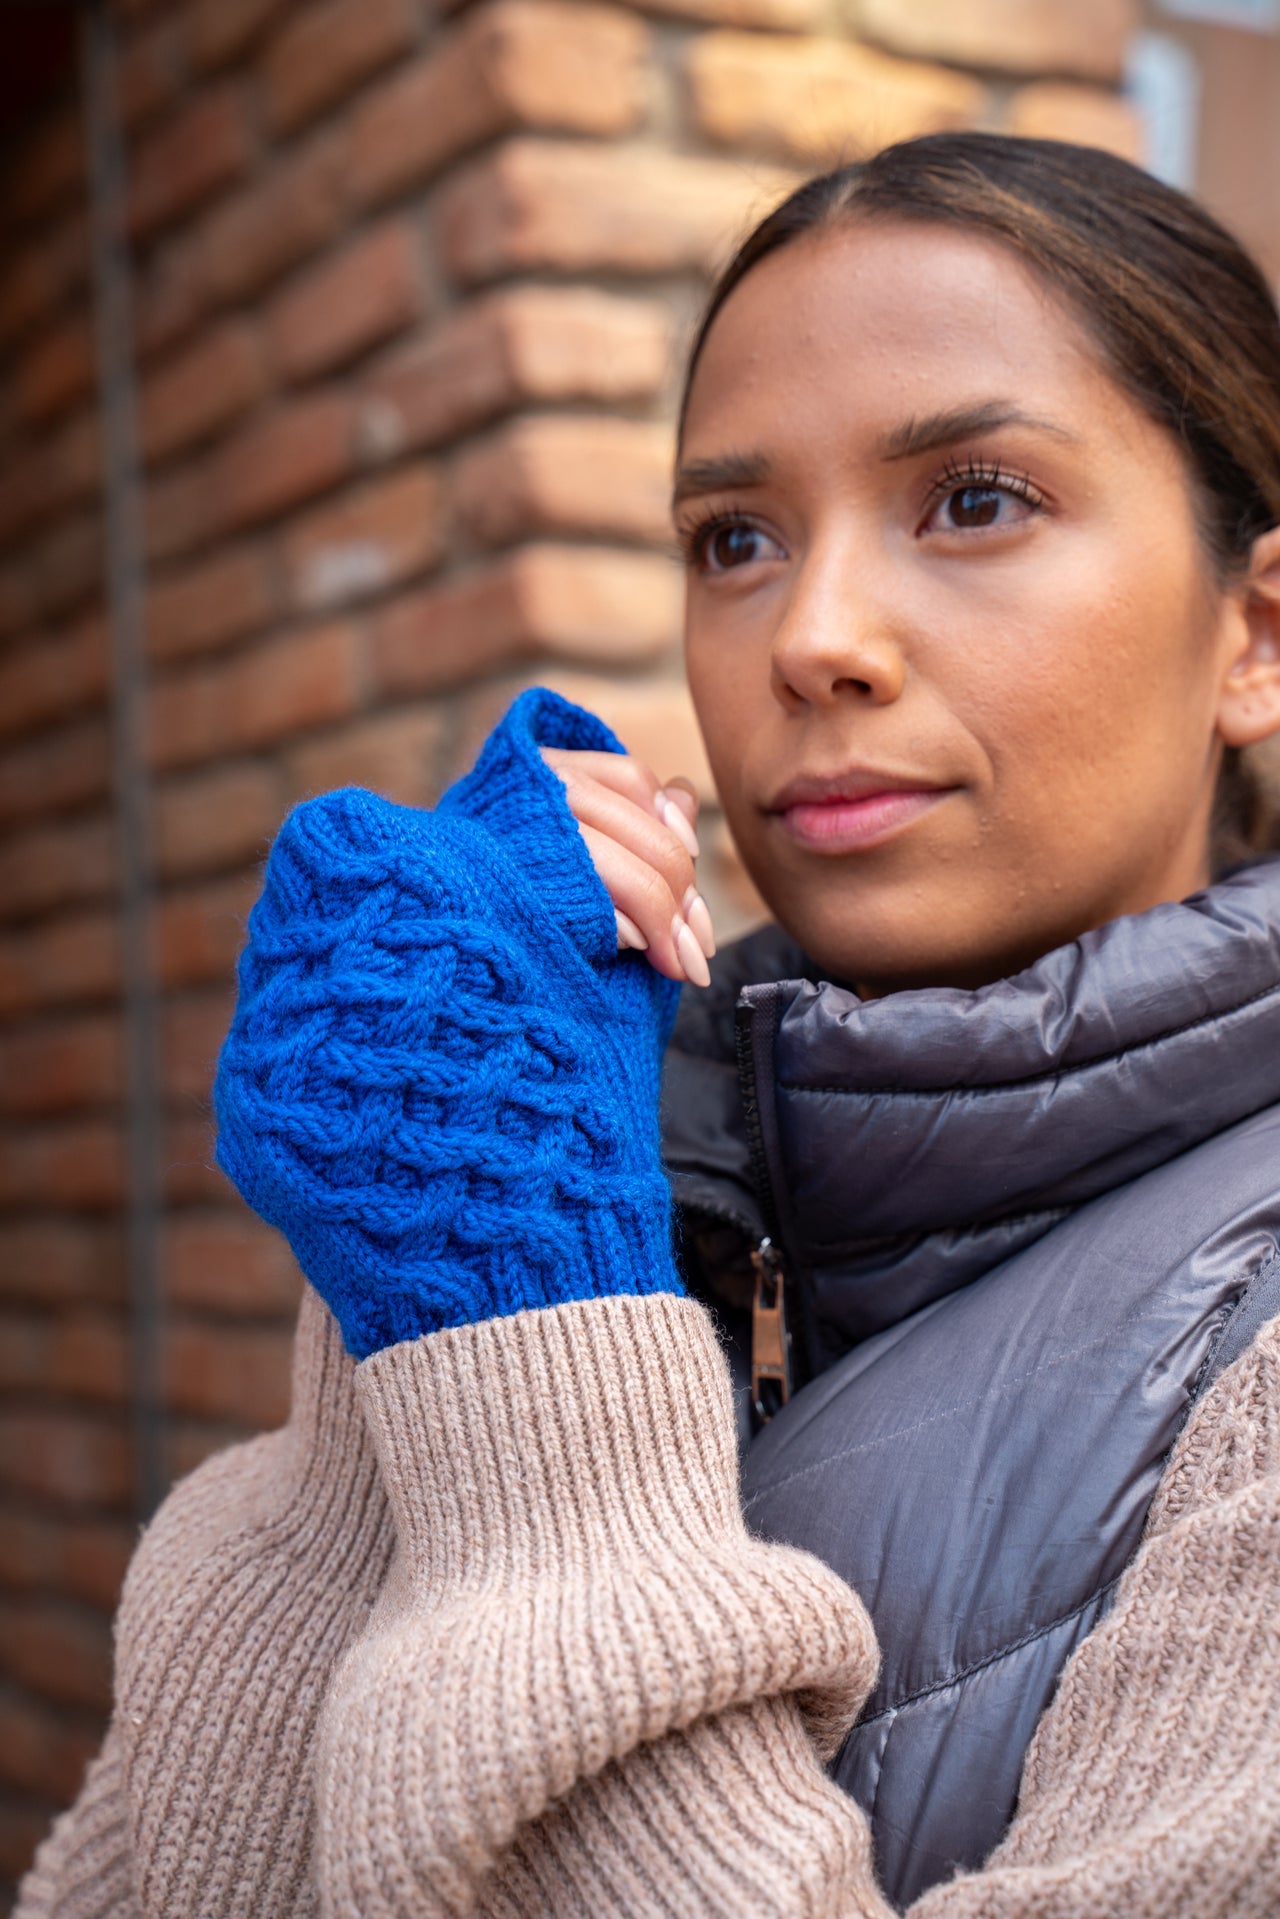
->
[{"left": 81, "top": 0, "right": 166, "bottom": 1521}]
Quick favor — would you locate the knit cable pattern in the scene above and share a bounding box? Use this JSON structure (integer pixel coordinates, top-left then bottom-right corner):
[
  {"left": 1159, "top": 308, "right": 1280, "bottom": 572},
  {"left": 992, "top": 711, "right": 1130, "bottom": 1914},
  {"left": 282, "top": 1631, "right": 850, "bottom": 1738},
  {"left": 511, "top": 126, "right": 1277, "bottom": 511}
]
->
[{"left": 214, "top": 687, "right": 684, "bottom": 1358}]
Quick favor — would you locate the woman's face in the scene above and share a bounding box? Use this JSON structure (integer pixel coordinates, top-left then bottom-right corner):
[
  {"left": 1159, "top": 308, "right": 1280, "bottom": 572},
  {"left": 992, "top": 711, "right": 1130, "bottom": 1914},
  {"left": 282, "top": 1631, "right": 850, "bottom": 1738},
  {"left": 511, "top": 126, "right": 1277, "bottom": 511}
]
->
[{"left": 678, "top": 221, "right": 1266, "bottom": 991}]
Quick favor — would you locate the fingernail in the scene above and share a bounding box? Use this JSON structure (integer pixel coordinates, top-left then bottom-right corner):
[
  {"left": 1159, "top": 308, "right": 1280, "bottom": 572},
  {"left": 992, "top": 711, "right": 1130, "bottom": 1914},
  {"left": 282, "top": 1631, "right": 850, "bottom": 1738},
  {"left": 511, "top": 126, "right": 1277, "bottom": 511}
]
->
[
  {"left": 674, "top": 916, "right": 712, "bottom": 988},
  {"left": 615, "top": 909, "right": 648, "bottom": 952},
  {"left": 657, "top": 791, "right": 700, "bottom": 861},
  {"left": 683, "top": 887, "right": 716, "bottom": 960}
]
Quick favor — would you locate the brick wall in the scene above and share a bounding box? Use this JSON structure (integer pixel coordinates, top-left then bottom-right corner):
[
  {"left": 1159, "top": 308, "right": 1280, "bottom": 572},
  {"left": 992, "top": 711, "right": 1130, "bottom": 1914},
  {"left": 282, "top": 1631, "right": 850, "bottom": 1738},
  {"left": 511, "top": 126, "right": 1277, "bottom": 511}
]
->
[{"left": 0, "top": 0, "right": 1141, "bottom": 1900}]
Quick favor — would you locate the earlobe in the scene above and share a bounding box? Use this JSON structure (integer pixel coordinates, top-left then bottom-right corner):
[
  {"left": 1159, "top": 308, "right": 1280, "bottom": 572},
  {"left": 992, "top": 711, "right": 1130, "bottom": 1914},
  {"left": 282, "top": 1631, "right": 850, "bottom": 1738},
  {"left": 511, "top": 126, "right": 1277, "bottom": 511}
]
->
[{"left": 1217, "top": 525, "right": 1280, "bottom": 748}]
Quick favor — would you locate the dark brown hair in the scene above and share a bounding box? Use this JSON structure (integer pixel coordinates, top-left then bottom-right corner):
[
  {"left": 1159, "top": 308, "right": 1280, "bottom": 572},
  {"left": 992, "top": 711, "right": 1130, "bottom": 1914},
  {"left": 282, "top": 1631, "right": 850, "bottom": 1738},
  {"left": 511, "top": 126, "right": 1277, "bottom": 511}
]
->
[{"left": 680, "top": 134, "right": 1280, "bottom": 863}]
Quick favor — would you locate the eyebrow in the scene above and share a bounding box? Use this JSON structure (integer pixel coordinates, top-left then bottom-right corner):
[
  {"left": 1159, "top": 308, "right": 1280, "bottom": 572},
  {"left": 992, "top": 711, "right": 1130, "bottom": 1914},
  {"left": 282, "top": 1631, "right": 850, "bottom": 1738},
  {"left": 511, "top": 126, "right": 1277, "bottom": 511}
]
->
[
  {"left": 671, "top": 451, "right": 770, "bottom": 509},
  {"left": 877, "top": 401, "right": 1081, "bottom": 461}
]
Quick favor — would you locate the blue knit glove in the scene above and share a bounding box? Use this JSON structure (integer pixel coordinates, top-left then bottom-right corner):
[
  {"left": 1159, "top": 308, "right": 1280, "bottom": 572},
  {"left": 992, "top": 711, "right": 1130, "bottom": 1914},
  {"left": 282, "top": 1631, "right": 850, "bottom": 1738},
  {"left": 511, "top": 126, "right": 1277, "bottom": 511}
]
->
[{"left": 213, "top": 688, "right": 684, "bottom": 1359}]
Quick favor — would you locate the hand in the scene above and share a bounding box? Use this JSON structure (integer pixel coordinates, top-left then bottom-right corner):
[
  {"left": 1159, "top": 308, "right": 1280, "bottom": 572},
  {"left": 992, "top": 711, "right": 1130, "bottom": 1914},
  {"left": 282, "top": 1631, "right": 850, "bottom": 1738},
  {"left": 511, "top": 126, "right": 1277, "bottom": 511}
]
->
[{"left": 540, "top": 748, "right": 717, "bottom": 987}]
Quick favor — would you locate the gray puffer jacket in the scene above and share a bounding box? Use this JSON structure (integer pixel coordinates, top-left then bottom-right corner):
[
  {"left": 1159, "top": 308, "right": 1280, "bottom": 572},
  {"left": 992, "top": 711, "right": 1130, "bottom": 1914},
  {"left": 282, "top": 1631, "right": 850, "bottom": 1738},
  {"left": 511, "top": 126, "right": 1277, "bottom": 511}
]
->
[{"left": 661, "top": 859, "right": 1280, "bottom": 1909}]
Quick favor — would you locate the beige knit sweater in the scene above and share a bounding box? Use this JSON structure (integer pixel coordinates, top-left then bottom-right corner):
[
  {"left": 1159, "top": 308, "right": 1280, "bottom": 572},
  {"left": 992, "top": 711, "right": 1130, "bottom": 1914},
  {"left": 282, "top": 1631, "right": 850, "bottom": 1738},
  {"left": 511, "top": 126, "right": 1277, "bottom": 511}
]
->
[{"left": 16, "top": 1284, "right": 1280, "bottom": 1919}]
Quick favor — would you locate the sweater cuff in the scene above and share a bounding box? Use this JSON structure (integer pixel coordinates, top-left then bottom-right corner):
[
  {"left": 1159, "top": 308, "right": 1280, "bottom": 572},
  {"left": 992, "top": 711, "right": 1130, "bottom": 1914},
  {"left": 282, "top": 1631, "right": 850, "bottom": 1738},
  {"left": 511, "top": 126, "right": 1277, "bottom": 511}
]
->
[{"left": 354, "top": 1293, "right": 876, "bottom": 1763}]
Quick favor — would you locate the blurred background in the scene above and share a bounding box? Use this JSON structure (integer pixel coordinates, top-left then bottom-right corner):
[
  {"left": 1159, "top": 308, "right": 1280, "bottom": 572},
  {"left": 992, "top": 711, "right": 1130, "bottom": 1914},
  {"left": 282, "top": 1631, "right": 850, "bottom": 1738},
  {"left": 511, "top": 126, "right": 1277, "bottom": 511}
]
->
[{"left": 0, "top": 0, "right": 1276, "bottom": 1905}]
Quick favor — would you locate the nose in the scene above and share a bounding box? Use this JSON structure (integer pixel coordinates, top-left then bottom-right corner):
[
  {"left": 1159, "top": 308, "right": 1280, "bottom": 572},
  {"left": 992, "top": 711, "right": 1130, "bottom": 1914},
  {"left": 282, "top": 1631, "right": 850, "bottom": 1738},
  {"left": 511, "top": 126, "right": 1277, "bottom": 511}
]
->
[{"left": 769, "top": 537, "right": 907, "bottom": 711}]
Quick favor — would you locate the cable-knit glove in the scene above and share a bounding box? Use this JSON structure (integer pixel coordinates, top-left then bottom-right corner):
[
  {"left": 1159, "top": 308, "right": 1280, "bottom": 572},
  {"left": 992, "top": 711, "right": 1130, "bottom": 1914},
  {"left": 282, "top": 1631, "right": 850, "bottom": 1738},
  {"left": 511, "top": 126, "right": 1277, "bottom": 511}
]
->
[{"left": 213, "top": 688, "right": 684, "bottom": 1359}]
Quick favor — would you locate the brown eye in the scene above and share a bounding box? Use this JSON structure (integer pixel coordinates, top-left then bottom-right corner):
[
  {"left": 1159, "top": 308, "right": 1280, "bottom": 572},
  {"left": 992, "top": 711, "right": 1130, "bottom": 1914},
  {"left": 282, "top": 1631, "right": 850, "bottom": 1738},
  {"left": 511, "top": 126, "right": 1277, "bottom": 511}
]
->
[
  {"left": 708, "top": 523, "right": 765, "bottom": 568},
  {"left": 947, "top": 485, "right": 1002, "bottom": 528}
]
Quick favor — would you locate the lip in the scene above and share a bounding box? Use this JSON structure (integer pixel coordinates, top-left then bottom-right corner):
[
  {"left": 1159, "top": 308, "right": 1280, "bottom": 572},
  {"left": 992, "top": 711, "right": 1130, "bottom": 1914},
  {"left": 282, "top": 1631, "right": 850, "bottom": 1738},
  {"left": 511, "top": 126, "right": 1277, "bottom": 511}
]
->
[{"left": 767, "top": 769, "right": 954, "bottom": 854}]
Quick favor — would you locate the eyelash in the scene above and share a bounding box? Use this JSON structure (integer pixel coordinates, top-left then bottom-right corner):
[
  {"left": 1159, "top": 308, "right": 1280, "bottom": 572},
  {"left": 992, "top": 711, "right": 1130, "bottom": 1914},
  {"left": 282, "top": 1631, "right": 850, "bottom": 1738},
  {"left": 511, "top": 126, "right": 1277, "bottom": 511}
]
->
[
  {"left": 925, "top": 457, "right": 1046, "bottom": 519},
  {"left": 676, "top": 458, "right": 1048, "bottom": 569},
  {"left": 674, "top": 503, "right": 761, "bottom": 569}
]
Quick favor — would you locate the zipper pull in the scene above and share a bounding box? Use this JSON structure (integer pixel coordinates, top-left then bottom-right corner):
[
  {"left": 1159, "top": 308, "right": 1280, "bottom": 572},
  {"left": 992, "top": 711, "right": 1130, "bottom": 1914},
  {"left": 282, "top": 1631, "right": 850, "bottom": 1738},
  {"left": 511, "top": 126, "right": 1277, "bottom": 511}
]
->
[{"left": 751, "top": 1236, "right": 792, "bottom": 1424}]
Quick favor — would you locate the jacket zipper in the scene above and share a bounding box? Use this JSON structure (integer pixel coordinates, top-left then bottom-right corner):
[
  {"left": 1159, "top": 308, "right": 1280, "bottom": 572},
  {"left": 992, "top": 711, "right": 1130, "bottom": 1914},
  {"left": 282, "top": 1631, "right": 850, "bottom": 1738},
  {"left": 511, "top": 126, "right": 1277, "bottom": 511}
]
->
[{"left": 734, "top": 991, "right": 794, "bottom": 1421}]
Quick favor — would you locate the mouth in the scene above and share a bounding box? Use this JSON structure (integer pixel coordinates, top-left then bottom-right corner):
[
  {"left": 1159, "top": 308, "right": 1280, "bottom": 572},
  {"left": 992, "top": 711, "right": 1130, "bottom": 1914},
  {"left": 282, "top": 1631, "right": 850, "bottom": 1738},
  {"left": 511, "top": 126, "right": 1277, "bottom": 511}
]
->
[{"left": 767, "top": 771, "right": 955, "bottom": 854}]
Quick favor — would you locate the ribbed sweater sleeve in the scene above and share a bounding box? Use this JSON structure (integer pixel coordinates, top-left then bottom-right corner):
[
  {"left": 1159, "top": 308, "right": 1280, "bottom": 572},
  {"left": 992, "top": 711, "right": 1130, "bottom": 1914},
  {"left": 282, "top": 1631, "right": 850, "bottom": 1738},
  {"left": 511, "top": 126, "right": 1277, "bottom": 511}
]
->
[
  {"left": 13, "top": 1722, "right": 138, "bottom": 1919},
  {"left": 315, "top": 1296, "right": 1280, "bottom": 1919},
  {"left": 315, "top": 1292, "right": 881, "bottom": 1918},
  {"left": 17, "top": 1289, "right": 396, "bottom": 1919}
]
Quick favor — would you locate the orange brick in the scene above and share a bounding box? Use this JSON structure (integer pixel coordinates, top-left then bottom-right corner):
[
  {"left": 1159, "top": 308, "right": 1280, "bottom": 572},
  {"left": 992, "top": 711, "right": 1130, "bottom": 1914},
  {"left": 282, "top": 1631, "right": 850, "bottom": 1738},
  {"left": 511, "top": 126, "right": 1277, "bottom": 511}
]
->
[
  {"left": 129, "top": 87, "right": 254, "bottom": 241},
  {"left": 153, "top": 872, "right": 257, "bottom": 989},
  {"left": 0, "top": 1013, "right": 122, "bottom": 1117},
  {"left": 162, "top": 1211, "right": 303, "bottom": 1317},
  {"left": 283, "top": 464, "right": 444, "bottom": 613},
  {"left": 0, "top": 914, "right": 120, "bottom": 1020},
  {"left": 0, "top": 1601, "right": 114, "bottom": 1711},
  {"left": 197, "top": 136, "right": 346, "bottom": 306},
  {"left": 191, "top": 0, "right": 291, "bottom": 71},
  {"left": 266, "top": 222, "right": 425, "bottom": 385},
  {"left": 144, "top": 456, "right": 212, "bottom": 565},
  {"left": 263, "top": 0, "right": 419, "bottom": 134},
  {"left": 162, "top": 990, "right": 234, "bottom": 1105},
  {"left": 0, "top": 1405, "right": 129, "bottom": 1504},
  {"left": 373, "top": 543, "right": 680, "bottom": 696},
  {"left": 3, "top": 109, "right": 84, "bottom": 227},
  {"left": 165, "top": 1318, "right": 293, "bottom": 1426},
  {"left": 285, "top": 705, "right": 446, "bottom": 807},
  {"left": 437, "top": 137, "right": 797, "bottom": 284},
  {"left": 0, "top": 1221, "right": 124, "bottom": 1307},
  {"left": 162, "top": 1111, "right": 233, "bottom": 1205},
  {"left": 0, "top": 717, "right": 110, "bottom": 828},
  {"left": 148, "top": 620, "right": 365, "bottom": 770},
  {"left": 19, "top": 516, "right": 105, "bottom": 630},
  {"left": 213, "top": 394, "right": 361, "bottom": 534},
  {"left": 13, "top": 316, "right": 96, "bottom": 428},
  {"left": 0, "top": 1508, "right": 133, "bottom": 1609},
  {"left": 118, "top": 14, "right": 186, "bottom": 132},
  {"left": 364, "top": 286, "right": 670, "bottom": 454},
  {"left": 147, "top": 546, "right": 278, "bottom": 661},
  {"left": 450, "top": 416, "right": 673, "bottom": 547},
  {"left": 49, "top": 1312, "right": 131, "bottom": 1405},
  {"left": 134, "top": 230, "right": 209, "bottom": 364},
  {"left": 1008, "top": 82, "right": 1143, "bottom": 160},
  {"left": 687, "top": 32, "right": 984, "bottom": 162},
  {"left": 154, "top": 762, "right": 283, "bottom": 879},
  {"left": 0, "top": 1693, "right": 102, "bottom": 1805},
  {"left": 0, "top": 217, "right": 88, "bottom": 351},
  {"left": 625, "top": 0, "right": 819, "bottom": 21},
  {"left": 0, "top": 814, "right": 115, "bottom": 923},
  {"left": 0, "top": 1119, "right": 125, "bottom": 1212},
  {"left": 853, "top": 0, "right": 1139, "bottom": 83},
  {"left": 29, "top": 410, "right": 103, "bottom": 529},
  {"left": 140, "top": 321, "right": 267, "bottom": 464},
  {"left": 349, "top": 0, "right": 648, "bottom": 210}
]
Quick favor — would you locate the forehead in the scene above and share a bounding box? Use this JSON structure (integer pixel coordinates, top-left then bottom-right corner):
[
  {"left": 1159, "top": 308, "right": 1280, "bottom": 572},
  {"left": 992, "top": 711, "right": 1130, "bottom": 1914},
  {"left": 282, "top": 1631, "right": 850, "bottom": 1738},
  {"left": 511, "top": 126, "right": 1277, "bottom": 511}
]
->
[{"left": 682, "top": 220, "right": 1115, "bottom": 455}]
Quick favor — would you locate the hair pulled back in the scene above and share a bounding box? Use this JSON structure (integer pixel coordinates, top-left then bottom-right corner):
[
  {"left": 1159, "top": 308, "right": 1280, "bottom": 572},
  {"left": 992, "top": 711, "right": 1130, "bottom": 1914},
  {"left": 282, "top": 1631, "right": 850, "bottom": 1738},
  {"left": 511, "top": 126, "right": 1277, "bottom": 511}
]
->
[{"left": 681, "top": 134, "right": 1280, "bottom": 863}]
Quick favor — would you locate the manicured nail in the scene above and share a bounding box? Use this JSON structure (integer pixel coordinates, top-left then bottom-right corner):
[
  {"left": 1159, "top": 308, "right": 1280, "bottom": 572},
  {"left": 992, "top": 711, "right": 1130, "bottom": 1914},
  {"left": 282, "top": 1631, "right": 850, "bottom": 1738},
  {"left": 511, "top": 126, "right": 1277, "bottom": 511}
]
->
[
  {"left": 657, "top": 791, "right": 700, "bottom": 860},
  {"left": 673, "top": 916, "right": 712, "bottom": 988},
  {"left": 683, "top": 887, "right": 716, "bottom": 960},
  {"left": 615, "top": 909, "right": 648, "bottom": 952}
]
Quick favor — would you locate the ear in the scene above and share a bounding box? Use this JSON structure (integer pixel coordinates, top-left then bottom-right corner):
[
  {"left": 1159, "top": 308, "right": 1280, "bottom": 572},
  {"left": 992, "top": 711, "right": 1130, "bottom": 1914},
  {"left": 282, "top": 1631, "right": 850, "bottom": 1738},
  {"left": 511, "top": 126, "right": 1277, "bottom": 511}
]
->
[{"left": 1216, "top": 524, "right": 1280, "bottom": 749}]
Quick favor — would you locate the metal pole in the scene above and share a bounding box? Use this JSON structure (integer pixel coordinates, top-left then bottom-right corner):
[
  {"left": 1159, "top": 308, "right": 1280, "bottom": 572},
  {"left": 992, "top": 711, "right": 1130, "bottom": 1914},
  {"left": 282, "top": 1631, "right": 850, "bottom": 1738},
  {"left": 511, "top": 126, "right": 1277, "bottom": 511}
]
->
[{"left": 81, "top": 0, "right": 166, "bottom": 1521}]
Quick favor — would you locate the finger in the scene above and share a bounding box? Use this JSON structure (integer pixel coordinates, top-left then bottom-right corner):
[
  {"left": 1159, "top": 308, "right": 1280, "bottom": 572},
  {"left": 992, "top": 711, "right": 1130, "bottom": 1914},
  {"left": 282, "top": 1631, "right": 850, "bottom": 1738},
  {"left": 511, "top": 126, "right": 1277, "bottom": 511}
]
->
[
  {"left": 580, "top": 826, "right": 713, "bottom": 988},
  {"left": 540, "top": 746, "right": 702, "bottom": 860},
  {"left": 661, "top": 777, "right": 699, "bottom": 823},
  {"left": 541, "top": 747, "right": 663, "bottom": 813},
  {"left": 555, "top": 770, "right": 702, "bottom": 923}
]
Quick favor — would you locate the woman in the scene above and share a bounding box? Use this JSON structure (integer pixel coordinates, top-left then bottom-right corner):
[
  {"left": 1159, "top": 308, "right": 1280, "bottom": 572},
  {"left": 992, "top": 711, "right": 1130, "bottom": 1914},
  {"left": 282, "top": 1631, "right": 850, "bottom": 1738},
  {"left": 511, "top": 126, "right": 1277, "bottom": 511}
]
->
[{"left": 19, "top": 134, "right": 1280, "bottom": 1917}]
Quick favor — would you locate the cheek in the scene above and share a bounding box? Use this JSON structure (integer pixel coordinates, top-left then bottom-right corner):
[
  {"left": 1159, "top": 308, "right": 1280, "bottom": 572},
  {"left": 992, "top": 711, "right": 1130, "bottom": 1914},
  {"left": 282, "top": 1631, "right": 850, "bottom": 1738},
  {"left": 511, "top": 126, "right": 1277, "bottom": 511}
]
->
[{"left": 951, "top": 556, "right": 1216, "bottom": 835}]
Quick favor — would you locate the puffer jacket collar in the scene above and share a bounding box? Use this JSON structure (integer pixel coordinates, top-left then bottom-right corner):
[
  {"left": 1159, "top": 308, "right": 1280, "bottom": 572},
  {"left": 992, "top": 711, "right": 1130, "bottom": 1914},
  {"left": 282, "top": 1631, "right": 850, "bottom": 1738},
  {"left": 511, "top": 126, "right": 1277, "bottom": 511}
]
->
[{"left": 663, "top": 859, "right": 1280, "bottom": 1372}]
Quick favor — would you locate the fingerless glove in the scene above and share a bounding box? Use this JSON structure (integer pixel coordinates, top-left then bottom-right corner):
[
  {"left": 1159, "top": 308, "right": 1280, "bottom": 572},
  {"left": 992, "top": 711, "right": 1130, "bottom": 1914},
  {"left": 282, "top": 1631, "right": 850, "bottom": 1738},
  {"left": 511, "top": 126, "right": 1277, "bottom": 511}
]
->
[{"left": 214, "top": 688, "right": 683, "bottom": 1359}]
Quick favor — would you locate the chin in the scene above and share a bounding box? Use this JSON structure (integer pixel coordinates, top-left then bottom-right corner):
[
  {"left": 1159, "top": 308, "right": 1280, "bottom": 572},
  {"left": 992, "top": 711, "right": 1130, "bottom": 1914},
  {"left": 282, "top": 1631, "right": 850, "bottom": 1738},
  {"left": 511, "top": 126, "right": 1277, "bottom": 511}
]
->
[{"left": 766, "top": 889, "right": 1062, "bottom": 996}]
